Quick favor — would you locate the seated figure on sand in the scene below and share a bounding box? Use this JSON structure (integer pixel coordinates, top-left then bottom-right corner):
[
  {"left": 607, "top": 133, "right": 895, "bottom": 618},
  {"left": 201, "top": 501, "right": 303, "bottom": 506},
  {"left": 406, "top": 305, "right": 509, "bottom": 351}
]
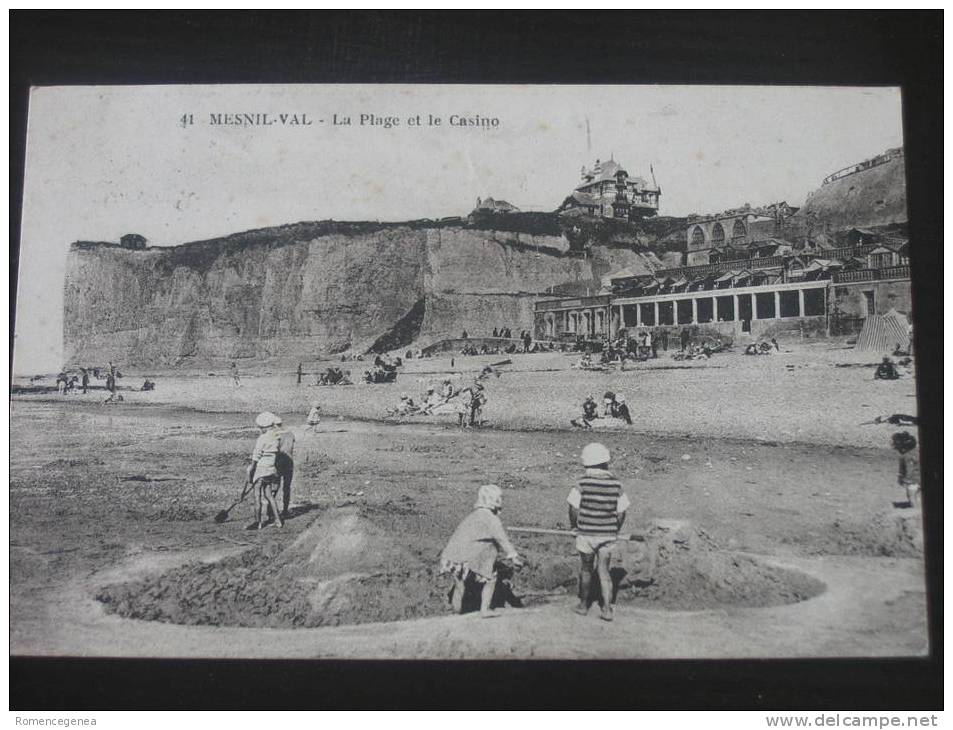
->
[
  {"left": 571, "top": 395, "right": 600, "bottom": 429},
  {"left": 874, "top": 356, "right": 901, "bottom": 380}
]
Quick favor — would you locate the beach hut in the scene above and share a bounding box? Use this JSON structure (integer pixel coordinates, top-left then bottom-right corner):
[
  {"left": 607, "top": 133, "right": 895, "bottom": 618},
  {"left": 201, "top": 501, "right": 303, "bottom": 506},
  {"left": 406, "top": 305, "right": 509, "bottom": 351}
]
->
[{"left": 854, "top": 309, "right": 910, "bottom": 352}]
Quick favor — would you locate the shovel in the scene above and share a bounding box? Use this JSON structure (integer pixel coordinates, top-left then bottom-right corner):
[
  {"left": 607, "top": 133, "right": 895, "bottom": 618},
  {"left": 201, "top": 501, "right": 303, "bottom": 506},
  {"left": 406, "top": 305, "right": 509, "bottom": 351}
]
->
[
  {"left": 214, "top": 481, "right": 253, "bottom": 523},
  {"left": 509, "top": 526, "right": 647, "bottom": 542}
]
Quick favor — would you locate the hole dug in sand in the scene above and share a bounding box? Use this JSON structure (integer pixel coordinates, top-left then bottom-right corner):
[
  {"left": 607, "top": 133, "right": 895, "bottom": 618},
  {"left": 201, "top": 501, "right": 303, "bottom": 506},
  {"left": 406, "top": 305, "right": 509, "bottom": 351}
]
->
[{"left": 96, "top": 510, "right": 825, "bottom": 628}]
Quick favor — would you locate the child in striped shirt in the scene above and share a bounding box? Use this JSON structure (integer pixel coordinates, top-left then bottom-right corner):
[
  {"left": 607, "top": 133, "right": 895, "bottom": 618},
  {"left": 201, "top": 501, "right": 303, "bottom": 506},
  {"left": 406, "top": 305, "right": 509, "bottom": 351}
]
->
[{"left": 567, "top": 442, "right": 630, "bottom": 622}]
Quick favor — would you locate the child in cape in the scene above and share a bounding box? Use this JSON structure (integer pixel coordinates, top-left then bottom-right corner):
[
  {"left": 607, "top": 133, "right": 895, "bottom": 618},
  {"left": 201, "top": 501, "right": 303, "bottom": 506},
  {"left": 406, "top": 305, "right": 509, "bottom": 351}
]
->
[{"left": 439, "top": 484, "right": 523, "bottom": 618}]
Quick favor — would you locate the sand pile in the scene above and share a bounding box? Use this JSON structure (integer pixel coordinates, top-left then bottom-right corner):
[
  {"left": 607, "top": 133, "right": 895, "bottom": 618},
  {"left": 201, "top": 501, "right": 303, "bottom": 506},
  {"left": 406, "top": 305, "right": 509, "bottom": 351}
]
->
[
  {"left": 826, "top": 510, "right": 923, "bottom": 557},
  {"left": 623, "top": 520, "right": 825, "bottom": 609},
  {"left": 514, "top": 519, "right": 825, "bottom": 610},
  {"left": 98, "top": 507, "right": 449, "bottom": 628},
  {"left": 97, "top": 512, "right": 826, "bottom": 628}
]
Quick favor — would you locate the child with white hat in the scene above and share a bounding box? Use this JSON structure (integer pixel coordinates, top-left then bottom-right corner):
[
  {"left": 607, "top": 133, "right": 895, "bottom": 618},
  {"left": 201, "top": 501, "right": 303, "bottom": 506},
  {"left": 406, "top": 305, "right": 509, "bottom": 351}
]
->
[
  {"left": 567, "top": 442, "right": 630, "bottom": 621},
  {"left": 248, "top": 412, "right": 283, "bottom": 529}
]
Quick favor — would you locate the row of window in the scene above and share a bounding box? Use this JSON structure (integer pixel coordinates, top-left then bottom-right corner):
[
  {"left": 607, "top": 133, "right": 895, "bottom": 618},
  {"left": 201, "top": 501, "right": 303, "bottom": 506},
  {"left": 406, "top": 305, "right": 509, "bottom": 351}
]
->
[
  {"left": 690, "top": 219, "right": 747, "bottom": 246},
  {"left": 542, "top": 289, "right": 827, "bottom": 333},
  {"left": 621, "top": 290, "right": 826, "bottom": 326}
]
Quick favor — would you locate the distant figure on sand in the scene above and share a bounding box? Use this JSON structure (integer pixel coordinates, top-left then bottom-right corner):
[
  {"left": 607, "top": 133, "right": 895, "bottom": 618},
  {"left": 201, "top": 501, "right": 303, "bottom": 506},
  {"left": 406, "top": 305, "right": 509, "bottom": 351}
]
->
[
  {"left": 571, "top": 395, "right": 599, "bottom": 429},
  {"left": 891, "top": 431, "right": 920, "bottom": 509},
  {"left": 230, "top": 362, "right": 241, "bottom": 387},
  {"left": 874, "top": 356, "right": 900, "bottom": 380},
  {"left": 306, "top": 402, "right": 322, "bottom": 431},
  {"left": 468, "top": 383, "right": 487, "bottom": 426},
  {"left": 613, "top": 394, "right": 633, "bottom": 425},
  {"left": 439, "top": 484, "right": 523, "bottom": 618},
  {"left": 568, "top": 442, "right": 630, "bottom": 622}
]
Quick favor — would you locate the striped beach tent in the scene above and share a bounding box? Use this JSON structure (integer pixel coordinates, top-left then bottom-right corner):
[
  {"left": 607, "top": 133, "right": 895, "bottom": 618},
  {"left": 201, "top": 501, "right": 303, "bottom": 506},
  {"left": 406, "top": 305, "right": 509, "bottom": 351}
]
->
[{"left": 855, "top": 309, "right": 910, "bottom": 352}]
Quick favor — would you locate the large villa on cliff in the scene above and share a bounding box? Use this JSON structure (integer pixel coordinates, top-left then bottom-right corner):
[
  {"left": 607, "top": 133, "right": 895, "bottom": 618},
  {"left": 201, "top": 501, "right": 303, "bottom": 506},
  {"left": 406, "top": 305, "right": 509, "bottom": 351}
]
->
[{"left": 556, "top": 157, "right": 661, "bottom": 220}]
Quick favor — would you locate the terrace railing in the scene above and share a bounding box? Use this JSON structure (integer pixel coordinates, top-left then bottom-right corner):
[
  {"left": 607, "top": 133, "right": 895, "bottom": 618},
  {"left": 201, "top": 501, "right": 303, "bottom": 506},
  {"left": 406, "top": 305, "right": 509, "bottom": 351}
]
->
[
  {"left": 811, "top": 244, "right": 877, "bottom": 261},
  {"left": 833, "top": 269, "right": 877, "bottom": 283},
  {"left": 879, "top": 265, "right": 911, "bottom": 279}
]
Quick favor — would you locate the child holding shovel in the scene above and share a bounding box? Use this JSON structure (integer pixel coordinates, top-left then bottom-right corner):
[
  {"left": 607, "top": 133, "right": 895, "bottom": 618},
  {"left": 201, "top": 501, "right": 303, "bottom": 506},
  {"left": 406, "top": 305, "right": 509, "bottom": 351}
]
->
[
  {"left": 439, "top": 484, "right": 524, "bottom": 618},
  {"left": 567, "top": 442, "right": 630, "bottom": 621},
  {"left": 248, "top": 411, "right": 284, "bottom": 529}
]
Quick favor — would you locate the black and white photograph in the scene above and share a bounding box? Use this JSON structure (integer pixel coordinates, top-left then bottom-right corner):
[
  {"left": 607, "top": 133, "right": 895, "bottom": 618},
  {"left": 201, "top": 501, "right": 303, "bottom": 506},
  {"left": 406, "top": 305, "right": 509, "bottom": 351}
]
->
[
  {"left": 10, "top": 82, "right": 930, "bottom": 661},
  {"left": 8, "top": 10, "right": 942, "bottom": 713}
]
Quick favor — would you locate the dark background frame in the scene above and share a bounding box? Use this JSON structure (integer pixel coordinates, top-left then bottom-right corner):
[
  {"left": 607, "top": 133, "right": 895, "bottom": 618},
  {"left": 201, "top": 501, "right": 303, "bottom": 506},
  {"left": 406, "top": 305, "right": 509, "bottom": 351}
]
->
[{"left": 9, "top": 10, "right": 942, "bottom": 710}]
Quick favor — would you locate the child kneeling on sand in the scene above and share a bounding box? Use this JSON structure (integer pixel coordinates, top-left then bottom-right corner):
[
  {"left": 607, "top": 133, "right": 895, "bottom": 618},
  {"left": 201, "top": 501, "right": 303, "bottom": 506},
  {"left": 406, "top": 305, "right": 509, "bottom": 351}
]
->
[
  {"left": 568, "top": 442, "right": 630, "bottom": 622},
  {"left": 248, "top": 411, "right": 284, "bottom": 530},
  {"left": 439, "top": 484, "right": 523, "bottom": 618}
]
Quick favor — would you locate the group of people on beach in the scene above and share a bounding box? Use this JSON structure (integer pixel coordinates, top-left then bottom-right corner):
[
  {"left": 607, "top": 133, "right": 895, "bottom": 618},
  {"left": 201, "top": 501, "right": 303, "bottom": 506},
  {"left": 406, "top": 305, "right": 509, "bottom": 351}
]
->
[
  {"left": 389, "top": 378, "right": 488, "bottom": 427},
  {"left": 571, "top": 392, "right": 632, "bottom": 429}
]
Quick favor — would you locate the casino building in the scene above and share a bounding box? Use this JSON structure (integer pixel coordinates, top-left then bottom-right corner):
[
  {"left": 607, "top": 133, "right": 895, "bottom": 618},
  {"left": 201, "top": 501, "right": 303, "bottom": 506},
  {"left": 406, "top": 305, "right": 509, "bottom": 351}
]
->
[{"left": 534, "top": 228, "right": 911, "bottom": 342}]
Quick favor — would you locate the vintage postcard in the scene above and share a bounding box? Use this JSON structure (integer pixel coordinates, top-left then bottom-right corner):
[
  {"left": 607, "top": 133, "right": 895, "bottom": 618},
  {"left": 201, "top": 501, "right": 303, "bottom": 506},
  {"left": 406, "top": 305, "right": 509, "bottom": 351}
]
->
[{"left": 11, "top": 84, "right": 926, "bottom": 660}]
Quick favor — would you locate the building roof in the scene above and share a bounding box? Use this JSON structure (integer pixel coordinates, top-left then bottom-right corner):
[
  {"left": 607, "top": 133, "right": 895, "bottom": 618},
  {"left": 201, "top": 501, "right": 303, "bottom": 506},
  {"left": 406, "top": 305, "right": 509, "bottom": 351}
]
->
[
  {"left": 474, "top": 197, "right": 519, "bottom": 213},
  {"left": 608, "top": 267, "right": 642, "bottom": 282},
  {"left": 576, "top": 158, "right": 659, "bottom": 193}
]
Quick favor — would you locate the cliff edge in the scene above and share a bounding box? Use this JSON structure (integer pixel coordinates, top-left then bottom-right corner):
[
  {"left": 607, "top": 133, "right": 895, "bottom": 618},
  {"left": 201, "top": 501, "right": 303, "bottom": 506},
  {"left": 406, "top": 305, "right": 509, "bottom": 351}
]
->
[{"left": 64, "top": 218, "right": 673, "bottom": 368}]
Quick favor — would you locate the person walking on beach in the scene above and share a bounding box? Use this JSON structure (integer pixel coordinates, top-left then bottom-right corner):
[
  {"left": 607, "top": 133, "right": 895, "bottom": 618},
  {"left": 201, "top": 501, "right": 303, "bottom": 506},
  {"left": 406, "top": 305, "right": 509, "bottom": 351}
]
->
[
  {"left": 892, "top": 431, "right": 921, "bottom": 509},
  {"left": 230, "top": 362, "right": 241, "bottom": 387}
]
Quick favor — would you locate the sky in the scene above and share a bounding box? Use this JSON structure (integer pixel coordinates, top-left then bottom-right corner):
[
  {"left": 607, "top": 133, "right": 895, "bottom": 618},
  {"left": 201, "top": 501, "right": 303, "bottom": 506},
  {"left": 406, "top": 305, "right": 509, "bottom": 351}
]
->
[{"left": 14, "top": 84, "right": 903, "bottom": 374}]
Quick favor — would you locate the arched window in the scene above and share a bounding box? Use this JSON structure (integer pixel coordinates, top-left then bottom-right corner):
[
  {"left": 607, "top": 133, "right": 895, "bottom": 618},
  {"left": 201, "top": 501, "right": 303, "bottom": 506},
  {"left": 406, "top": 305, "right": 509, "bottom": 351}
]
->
[
  {"left": 712, "top": 222, "right": 725, "bottom": 244},
  {"left": 691, "top": 226, "right": 706, "bottom": 247},
  {"left": 731, "top": 218, "right": 747, "bottom": 240}
]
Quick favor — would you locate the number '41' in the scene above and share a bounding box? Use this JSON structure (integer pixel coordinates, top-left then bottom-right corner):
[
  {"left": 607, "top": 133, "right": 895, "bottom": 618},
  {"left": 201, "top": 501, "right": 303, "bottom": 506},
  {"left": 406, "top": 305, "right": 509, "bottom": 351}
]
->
[{"left": 179, "top": 114, "right": 194, "bottom": 128}]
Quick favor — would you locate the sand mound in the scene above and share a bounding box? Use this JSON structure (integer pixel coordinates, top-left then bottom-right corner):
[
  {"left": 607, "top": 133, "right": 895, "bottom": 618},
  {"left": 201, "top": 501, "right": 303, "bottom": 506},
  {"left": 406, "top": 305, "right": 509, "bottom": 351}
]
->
[
  {"left": 97, "top": 514, "right": 825, "bottom": 628},
  {"left": 278, "top": 506, "right": 424, "bottom": 580},
  {"left": 826, "top": 509, "right": 923, "bottom": 557},
  {"left": 627, "top": 520, "right": 825, "bottom": 609},
  {"left": 515, "top": 519, "right": 825, "bottom": 610},
  {"left": 97, "top": 507, "right": 446, "bottom": 628}
]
